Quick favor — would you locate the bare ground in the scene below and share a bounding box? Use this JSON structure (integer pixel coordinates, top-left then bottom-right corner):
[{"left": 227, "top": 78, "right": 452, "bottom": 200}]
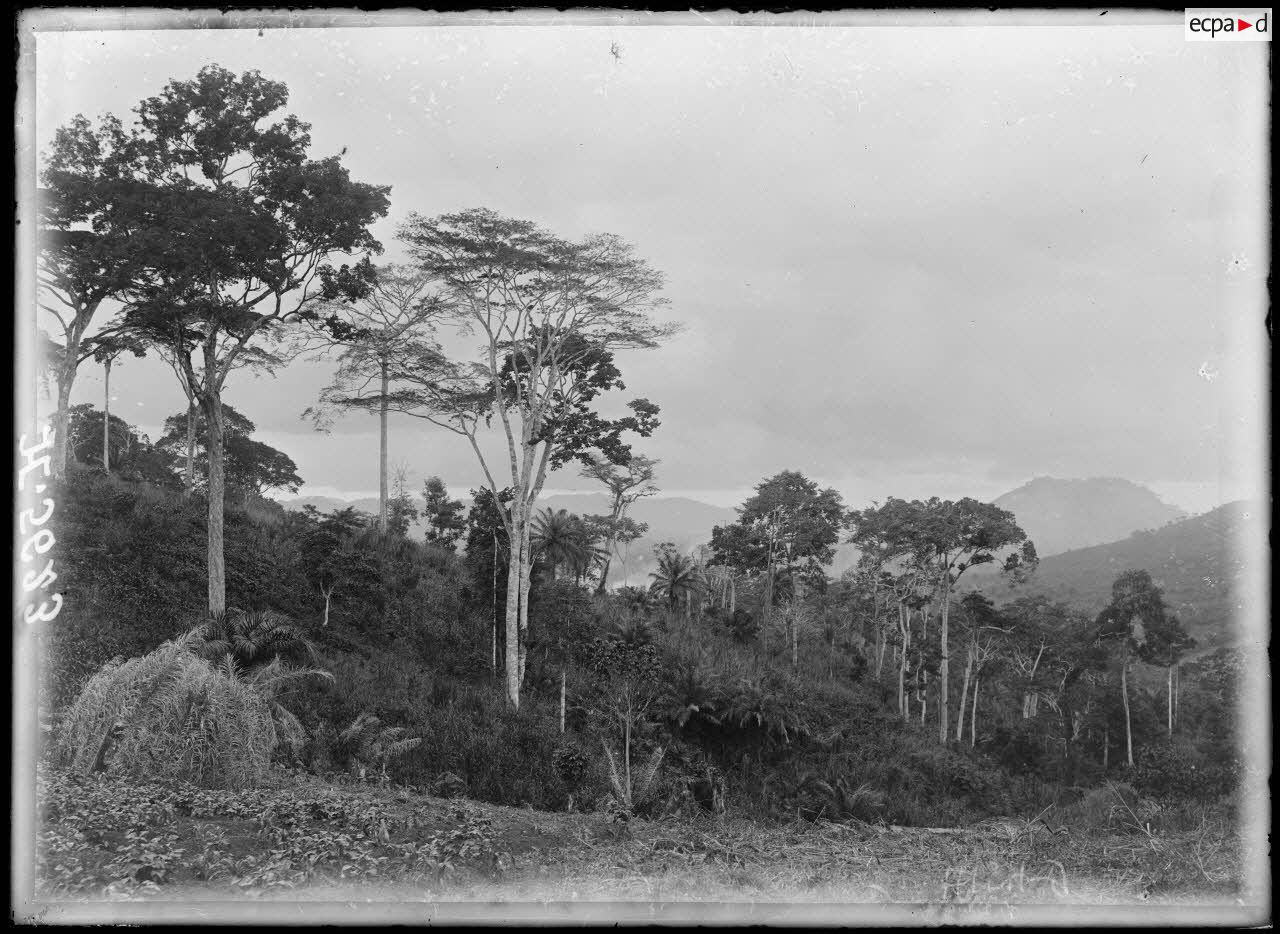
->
[{"left": 22, "top": 772, "right": 1269, "bottom": 926}]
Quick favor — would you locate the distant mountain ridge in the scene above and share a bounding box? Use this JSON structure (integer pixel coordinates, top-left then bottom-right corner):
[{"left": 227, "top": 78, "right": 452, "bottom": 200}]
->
[
  {"left": 280, "top": 476, "right": 1199, "bottom": 587},
  {"left": 993, "top": 476, "right": 1186, "bottom": 557},
  {"left": 963, "top": 500, "right": 1260, "bottom": 656}
]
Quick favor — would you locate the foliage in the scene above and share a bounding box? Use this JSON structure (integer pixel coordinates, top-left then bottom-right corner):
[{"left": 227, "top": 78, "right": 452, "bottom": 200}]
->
[
  {"left": 67, "top": 404, "right": 181, "bottom": 487},
  {"left": 37, "top": 456, "right": 1247, "bottom": 859},
  {"left": 461, "top": 486, "right": 514, "bottom": 619},
  {"left": 35, "top": 768, "right": 513, "bottom": 898},
  {"left": 711, "top": 470, "right": 847, "bottom": 591},
  {"left": 189, "top": 608, "right": 318, "bottom": 672},
  {"left": 421, "top": 476, "right": 466, "bottom": 550},
  {"left": 1129, "top": 741, "right": 1237, "bottom": 802},
  {"left": 531, "top": 508, "right": 601, "bottom": 583},
  {"left": 53, "top": 637, "right": 277, "bottom": 789},
  {"left": 337, "top": 712, "right": 423, "bottom": 782},
  {"left": 158, "top": 403, "right": 304, "bottom": 501},
  {"left": 648, "top": 546, "right": 705, "bottom": 615}
]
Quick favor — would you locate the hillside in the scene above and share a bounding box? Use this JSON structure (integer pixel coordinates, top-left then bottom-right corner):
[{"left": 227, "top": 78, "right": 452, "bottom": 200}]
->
[
  {"left": 964, "top": 501, "right": 1260, "bottom": 653},
  {"left": 993, "top": 477, "right": 1187, "bottom": 557}
]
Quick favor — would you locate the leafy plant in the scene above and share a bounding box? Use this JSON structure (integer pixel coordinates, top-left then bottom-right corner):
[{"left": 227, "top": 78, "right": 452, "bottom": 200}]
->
[{"left": 337, "top": 712, "right": 423, "bottom": 784}]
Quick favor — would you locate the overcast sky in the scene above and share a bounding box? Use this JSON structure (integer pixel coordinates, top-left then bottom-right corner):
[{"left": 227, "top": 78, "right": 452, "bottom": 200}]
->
[{"left": 24, "top": 10, "right": 1269, "bottom": 514}]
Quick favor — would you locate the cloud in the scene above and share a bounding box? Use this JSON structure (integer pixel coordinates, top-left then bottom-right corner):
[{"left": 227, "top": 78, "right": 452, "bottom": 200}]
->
[{"left": 36, "top": 17, "right": 1267, "bottom": 517}]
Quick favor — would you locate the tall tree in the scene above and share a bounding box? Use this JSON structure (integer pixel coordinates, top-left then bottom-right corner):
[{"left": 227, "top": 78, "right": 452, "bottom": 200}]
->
[
  {"left": 302, "top": 264, "right": 445, "bottom": 532},
  {"left": 385, "top": 465, "right": 420, "bottom": 537},
  {"left": 112, "top": 65, "right": 390, "bottom": 616},
  {"left": 1095, "top": 569, "right": 1192, "bottom": 765},
  {"left": 155, "top": 341, "right": 284, "bottom": 495},
  {"left": 580, "top": 453, "right": 659, "bottom": 593},
  {"left": 65, "top": 403, "right": 179, "bottom": 487},
  {"left": 906, "top": 497, "right": 1031, "bottom": 744},
  {"left": 531, "top": 508, "right": 592, "bottom": 582},
  {"left": 386, "top": 208, "right": 673, "bottom": 708},
  {"left": 158, "top": 403, "right": 303, "bottom": 503},
  {"left": 83, "top": 333, "right": 147, "bottom": 473},
  {"left": 710, "top": 471, "right": 846, "bottom": 626},
  {"left": 648, "top": 545, "right": 705, "bottom": 623},
  {"left": 37, "top": 114, "right": 144, "bottom": 478},
  {"left": 421, "top": 476, "right": 466, "bottom": 551},
  {"left": 299, "top": 506, "right": 375, "bottom": 628},
  {"left": 463, "top": 487, "right": 515, "bottom": 678}
]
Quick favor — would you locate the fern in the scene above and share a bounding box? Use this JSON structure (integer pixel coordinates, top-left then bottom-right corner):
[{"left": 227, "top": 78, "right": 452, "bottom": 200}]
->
[
  {"left": 337, "top": 711, "right": 423, "bottom": 780},
  {"left": 633, "top": 744, "right": 667, "bottom": 806},
  {"left": 600, "top": 738, "right": 627, "bottom": 806}
]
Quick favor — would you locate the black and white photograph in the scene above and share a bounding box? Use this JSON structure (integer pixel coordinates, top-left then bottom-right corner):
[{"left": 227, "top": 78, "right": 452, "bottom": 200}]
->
[{"left": 12, "top": 8, "right": 1270, "bottom": 926}]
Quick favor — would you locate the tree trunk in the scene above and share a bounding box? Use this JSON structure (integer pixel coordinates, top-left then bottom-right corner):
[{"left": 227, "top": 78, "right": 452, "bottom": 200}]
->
[
  {"left": 939, "top": 571, "right": 950, "bottom": 744},
  {"left": 1167, "top": 664, "right": 1174, "bottom": 738},
  {"left": 956, "top": 644, "right": 974, "bottom": 742},
  {"left": 790, "top": 612, "right": 799, "bottom": 669},
  {"left": 52, "top": 369, "right": 75, "bottom": 478},
  {"left": 729, "top": 576, "right": 735, "bottom": 615},
  {"left": 762, "top": 565, "right": 775, "bottom": 629},
  {"left": 322, "top": 586, "right": 333, "bottom": 627},
  {"left": 378, "top": 359, "right": 389, "bottom": 534},
  {"left": 1022, "top": 641, "right": 1044, "bottom": 718},
  {"left": 518, "top": 522, "right": 533, "bottom": 689},
  {"left": 898, "top": 604, "right": 910, "bottom": 721},
  {"left": 503, "top": 510, "right": 524, "bottom": 708},
  {"left": 1174, "top": 664, "right": 1180, "bottom": 729},
  {"left": 560, "top": 668, "right": 566, "bottom": 734},
  {"left": 970, "top": 674, "right": 980, "bottom": 747},
  {"left": 203, "top": 390, "right": 227, "bottom": 617},
  {"left": 491, "top": 531, "right": 498, "bottom": 678},
  {"left": 1103, "top": 724, "right": 1109, "bottom": 771},
  {"left": 1121, "top": 650, "right": 1134, "bottom": 767},
  {"left": 102, "top": 358, "right": 112, "bottom": 472},
  {"left": 184, "top": 399, "right": 197, "bottom": 492},
  {"left": 595, "top": 554, "right": 611, "bottom": 594}
]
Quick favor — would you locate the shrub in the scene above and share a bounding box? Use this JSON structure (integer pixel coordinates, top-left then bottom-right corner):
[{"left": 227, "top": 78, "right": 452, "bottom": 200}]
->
[
  {"left": 54, "top": 637, "right": 275, "bottom": 789},
  {"left": 1130, "top": 740, "right": 1232, "bottom": 802}
]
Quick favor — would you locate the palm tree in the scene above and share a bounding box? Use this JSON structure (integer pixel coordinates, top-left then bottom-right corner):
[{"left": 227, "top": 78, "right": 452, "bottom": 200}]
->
[
  {"left": 532, "top": 508, "right": 593, "bottom": 581},
  {"left": 189, "top": 608, "right": 319, "bottom": 672},
  {"left": 649, "top": 550, "right": 705, "bottom": 622},
  {"left": 616, "top": 585, "right": 658, "bottom": 620}
]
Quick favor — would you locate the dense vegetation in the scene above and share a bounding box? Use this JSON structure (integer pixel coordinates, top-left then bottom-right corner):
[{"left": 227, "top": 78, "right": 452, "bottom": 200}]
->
[{"left": 42, "top": 456, "right": 1244, "bottom": 830}]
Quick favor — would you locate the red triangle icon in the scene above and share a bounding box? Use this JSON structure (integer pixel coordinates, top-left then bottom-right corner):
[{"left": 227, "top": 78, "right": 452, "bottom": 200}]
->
[{"left": 1238, "top": 18, "right": 1252, "bottom": 30}]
